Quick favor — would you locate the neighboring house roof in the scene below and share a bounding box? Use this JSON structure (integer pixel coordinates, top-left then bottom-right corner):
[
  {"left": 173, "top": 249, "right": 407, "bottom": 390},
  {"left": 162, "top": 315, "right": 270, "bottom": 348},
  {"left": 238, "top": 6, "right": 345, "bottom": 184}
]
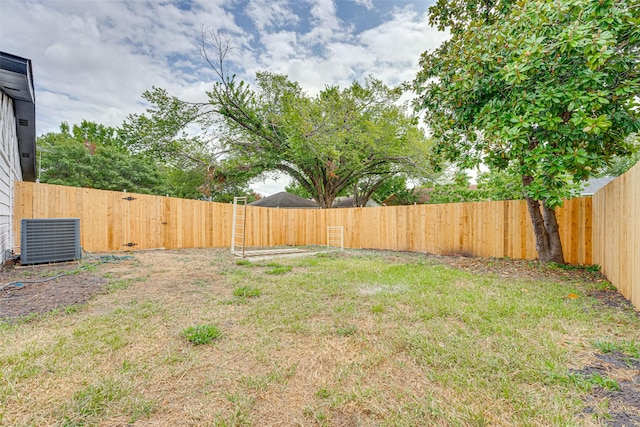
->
[
  {"left": 249, "top": 192, "right": 320, "bottom": 209},
  {"left": 581, "top": 177, "right": 616, "bottom": 196},
  {"left": 0, "top": 52, "right": 36, "bottom": 181},
  {"left": 332, "top": 196, "right": 380, "bottom": 208}
]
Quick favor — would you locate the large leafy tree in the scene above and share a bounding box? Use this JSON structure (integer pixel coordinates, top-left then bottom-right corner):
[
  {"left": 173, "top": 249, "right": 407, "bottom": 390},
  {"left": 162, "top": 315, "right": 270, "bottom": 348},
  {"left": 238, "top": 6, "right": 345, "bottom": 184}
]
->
[
  {"left": 120, "top": 87, "right": 258, "bottom": 202},
  {"left": 37, "top": 121, "right": 169, "bottom": 195},
  {"left": 125, "top": 32, "right": 433, "bottom": 208},
  {"left": 414, "top": 0, "right": 639, "bottom": 263},
  {"left": 216, "top": 72, "right": 432, "bottom": 208}
]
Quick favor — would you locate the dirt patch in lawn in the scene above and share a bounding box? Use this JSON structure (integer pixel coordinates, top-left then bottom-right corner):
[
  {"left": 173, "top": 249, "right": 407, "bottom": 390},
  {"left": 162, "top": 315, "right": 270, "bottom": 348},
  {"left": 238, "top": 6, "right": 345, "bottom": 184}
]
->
[
  {"left": 573, "top": 352, "right": 640, "bottom": 426},
  {"left": 0, "top": 259, "right": 108, "bottom": 319}
]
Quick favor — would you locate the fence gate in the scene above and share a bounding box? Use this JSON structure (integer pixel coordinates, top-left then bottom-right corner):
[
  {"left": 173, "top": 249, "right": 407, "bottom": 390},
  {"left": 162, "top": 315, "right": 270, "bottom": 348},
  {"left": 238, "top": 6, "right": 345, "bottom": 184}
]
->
[
  {"left": 117, "top": 191, "right": 164, "bottom": 251},
  {"left": 231, "top": 196, "right": 247, "bottom": 256}
]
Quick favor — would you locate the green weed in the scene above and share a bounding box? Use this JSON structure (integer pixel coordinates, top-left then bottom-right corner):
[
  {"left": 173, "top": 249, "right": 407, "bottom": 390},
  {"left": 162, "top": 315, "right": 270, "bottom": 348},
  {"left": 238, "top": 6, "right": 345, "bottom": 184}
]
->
[
  {"left": 335, "top": 324, "right": 358, "bottom": 336},
  {"left": 371, "top": 303, "right": 385, "bottom": 314},
  {"left": 233, "top": 285, "right": 262, "bottom": 298},
  {"left": 64, "top": 304, "right": 84, "bottom": 315},
  {"left": 182, "top": 324, "right": 222, "bottom": 345},
  {"left": 60, "top": 378, "right": 155, "bottom": 425},
  {"left": 105, "top": 276, "right": 147, "bottom": 292},
  {"left": 585, "top": 264, "right": 601, "bottom": 273},
  {"left": 596, "top": 281, "right": 617, "bottom": 291},
  {"left": 316, "top": 388, "right": 331, "bottom": 398},
  {"left": 266, "top": 265, "right": 293, "bottom": 275},
  {"left": 70, "top": 379, "right": 127, "bottom": 418},
  {"left": 570, "top": 372, "right": 620, "bottom": 391}
]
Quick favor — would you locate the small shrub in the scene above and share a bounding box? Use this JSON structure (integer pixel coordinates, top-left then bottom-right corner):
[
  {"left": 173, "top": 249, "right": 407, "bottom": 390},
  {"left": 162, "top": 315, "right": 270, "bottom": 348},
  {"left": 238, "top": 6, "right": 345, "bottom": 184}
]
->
[
  {"left": 233, "top": 286, "right": 261, "bottom": 298},
  {"left": 182, "top": 324, "right": 222, "bottom": 345}
]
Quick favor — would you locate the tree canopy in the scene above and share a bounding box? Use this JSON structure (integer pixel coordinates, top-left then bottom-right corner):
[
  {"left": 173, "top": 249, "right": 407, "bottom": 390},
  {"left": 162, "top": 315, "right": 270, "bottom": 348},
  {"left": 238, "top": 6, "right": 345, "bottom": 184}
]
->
[
  {"left": 124, "top": 32, "right": 434, "bottom": 208},
  {"left": 37, "top": 121, "right": 169, "bottom": 195},
  {"left": 428, "top": 0, "right": 516, "bottom": 33},
  {"left": 37, "top": 120, "right": 258, "bottom": 201},
  {"left": 415, "top": 0, "right": 639, "bottom": 262}
]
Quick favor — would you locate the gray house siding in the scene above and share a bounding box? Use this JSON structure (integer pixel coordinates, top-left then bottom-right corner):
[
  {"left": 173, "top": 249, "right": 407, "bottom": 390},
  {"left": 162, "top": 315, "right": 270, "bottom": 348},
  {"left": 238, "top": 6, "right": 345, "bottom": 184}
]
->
[
  {"left": 1, "top": 52, "right": 36, "bottom": 264},
  {"left": 0, "top": 92, "right": 22, "bottom": 263}
]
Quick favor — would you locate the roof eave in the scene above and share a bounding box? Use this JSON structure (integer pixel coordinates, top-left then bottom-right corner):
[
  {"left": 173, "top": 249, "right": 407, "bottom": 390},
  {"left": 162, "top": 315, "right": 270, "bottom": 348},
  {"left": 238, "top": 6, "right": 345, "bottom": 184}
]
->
[
  {"left": 15, "top": 98, "right": 36, "bottom": 180},
  {"left": 0, "top": 52, "right": 36, "bottom": 181}
]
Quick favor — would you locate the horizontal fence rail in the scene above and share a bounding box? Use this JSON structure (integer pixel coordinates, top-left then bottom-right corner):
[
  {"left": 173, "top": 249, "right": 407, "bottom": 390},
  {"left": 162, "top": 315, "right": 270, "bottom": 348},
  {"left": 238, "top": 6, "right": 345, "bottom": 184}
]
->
[{"left": 14, "top": 181, "right": 592, "bottom": 265}]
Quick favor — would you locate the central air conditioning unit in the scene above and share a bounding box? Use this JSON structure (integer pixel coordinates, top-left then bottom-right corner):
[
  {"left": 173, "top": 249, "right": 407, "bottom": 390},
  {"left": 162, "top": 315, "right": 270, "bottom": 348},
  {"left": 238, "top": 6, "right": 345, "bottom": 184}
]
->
[{"left": 20, "top": 218, "right": 82, "bottom": 265}]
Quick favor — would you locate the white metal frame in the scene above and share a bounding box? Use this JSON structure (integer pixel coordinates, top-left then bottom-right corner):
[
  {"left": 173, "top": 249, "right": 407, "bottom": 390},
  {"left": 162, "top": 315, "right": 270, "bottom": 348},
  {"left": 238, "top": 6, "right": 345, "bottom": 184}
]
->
[
  {"left": 231, "top": 196, "right": 247, "bottom": 257},
  {"left": 326, "top": 226, "right": 344, "bottom": 251}
]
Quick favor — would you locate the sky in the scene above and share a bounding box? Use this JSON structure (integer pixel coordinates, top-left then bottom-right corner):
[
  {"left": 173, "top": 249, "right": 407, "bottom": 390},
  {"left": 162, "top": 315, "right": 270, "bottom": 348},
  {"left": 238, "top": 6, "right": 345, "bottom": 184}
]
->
[{"left": 0, "top": 0, "right": 449, "bottom": 195}]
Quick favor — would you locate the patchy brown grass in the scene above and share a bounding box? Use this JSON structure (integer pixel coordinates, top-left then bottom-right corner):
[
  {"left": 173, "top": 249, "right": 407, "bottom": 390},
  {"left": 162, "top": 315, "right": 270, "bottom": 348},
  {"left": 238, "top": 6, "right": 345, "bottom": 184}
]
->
[{"left": 1, "top": 248, "right": 638, "bottom": 426}]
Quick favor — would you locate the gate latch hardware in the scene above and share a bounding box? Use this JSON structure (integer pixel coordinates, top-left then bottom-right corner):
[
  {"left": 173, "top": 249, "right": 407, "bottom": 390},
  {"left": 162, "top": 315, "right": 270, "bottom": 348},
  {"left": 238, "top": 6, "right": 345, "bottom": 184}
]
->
[
  {"left": 122, "top": 196, "right": 137, "bottom": 201},
  {"left": 123, "top": 242, "right": 138, "bottom": 247}
]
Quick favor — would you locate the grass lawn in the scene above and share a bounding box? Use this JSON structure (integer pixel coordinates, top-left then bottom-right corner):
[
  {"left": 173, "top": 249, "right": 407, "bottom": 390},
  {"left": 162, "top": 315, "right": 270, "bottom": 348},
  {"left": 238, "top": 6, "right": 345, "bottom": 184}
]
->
[{"left": 1, "top": 248, "right": 639, "bottom": 426}]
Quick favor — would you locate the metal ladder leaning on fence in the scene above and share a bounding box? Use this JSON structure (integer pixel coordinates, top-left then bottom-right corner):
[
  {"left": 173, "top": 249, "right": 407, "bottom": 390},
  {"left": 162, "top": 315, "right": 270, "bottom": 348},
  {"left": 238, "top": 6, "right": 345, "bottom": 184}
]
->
[{"left": 231, "top": 197, "right": 247, "bottom": 257}]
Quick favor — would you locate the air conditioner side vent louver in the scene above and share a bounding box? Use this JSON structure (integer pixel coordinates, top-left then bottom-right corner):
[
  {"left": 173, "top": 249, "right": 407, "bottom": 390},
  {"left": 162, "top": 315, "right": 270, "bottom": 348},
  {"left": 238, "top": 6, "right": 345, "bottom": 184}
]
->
[{"left": 20, "top": 218, "right": 81, "bottom": 265}]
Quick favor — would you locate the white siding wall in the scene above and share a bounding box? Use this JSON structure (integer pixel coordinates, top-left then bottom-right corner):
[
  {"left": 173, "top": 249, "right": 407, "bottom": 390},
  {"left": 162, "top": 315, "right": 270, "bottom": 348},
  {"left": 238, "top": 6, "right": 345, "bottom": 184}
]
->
[{"left": 0, "top": 92, "right": 23, "bottom": 263}]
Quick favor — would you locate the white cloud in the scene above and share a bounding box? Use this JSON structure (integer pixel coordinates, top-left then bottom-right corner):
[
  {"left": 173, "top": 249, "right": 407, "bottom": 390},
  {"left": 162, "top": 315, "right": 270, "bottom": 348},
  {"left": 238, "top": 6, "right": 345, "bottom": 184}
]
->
[
  {"left": 300, "top": 0, "right": 347, "bottom": 46},
  {"left": 254, "top": 4, "right": 449, "bottom": 91},
  {"left": 245, "top": 0, "right": 299, "bottom": 32},
  {"left": 250, "top": 175, "right": 292, "bottom": 196},
  {"left": 259, "top": 31, "right": 299, "bottom": 61},
  {"left": 1, "top": 0, "right": 239, "bottom": 132},
  {"left": 359, "top": 7, "right": 448, "bottom": 65},
  {"left": 354, "top": 0, "right": 374, "bottom": 10}
]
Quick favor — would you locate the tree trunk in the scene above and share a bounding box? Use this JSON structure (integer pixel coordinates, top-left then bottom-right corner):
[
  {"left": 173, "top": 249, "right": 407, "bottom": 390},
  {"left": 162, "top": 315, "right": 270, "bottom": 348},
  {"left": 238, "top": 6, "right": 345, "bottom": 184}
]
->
[
  {"left": 541, "top": 204, "right": 565, "bottom": 263},
  {"left": 523, "top": 195, "right": 565, "bottom": 264}
]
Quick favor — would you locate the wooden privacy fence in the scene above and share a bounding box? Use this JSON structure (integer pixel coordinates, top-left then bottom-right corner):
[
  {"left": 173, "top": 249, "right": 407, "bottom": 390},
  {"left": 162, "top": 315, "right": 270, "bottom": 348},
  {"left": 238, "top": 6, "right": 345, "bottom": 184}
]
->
[
  {"left": 13, "top": 181, "right": 592, "bottom": 265},
  {"left": 243, "top": 197, "right": 592, "bottom": 264},
  {"left": 593, "top": 161, "right": 640, "bottom": 309},
  {"left": 13, "top": 183, "right": 234, "bottom": 252}
]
